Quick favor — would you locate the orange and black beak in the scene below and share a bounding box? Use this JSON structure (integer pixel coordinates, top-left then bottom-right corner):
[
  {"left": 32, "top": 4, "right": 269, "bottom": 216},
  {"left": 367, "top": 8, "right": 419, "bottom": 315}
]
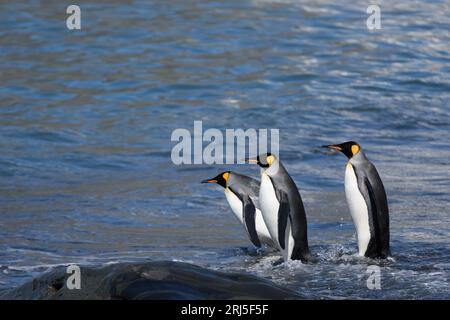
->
[
  {"left": 243, "top": 157, "right": 258, "bottom": 164},
  {"left": 244, "top": 153, "right": 274, "bottom": 168},
  {"left": 201, "top": 172, "right": 229, "bottom": 188},
  {"left": 322, "top": 144, "right": 343, "bottom": 152},
  {"left": 321, "top": 141, "right": 359, "bottom": 159},
  {"left": 201, "top": 178, "right": 217, "bottom": 184}
]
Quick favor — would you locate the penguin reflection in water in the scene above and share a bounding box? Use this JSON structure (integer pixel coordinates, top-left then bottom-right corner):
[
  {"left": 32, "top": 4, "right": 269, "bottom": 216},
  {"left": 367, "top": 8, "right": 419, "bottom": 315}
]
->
[
  {"left": 201, "top": 171, "right": 275, "bottom": 248},
  {"left": 323, "top": 141, "right": 390, "bottom": 259},
  {"left": 246, "top": 153, "right": 311, "bottom": 263}
]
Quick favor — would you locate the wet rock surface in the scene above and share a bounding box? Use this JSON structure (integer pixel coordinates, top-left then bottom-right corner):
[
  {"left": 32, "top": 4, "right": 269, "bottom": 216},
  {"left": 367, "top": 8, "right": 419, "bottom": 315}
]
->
[{"left": 0, "top": 261, "right": 300, "bottom": 300}]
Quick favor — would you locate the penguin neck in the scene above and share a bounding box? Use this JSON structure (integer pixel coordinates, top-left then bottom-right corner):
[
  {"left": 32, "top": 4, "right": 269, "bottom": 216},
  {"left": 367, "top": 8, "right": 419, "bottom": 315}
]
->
[
  {"left": 349, "top": 149, "right": 367, "bottom": 165},
  {"left": 262, "top": 159, "right": 280, "bottom": 177}
]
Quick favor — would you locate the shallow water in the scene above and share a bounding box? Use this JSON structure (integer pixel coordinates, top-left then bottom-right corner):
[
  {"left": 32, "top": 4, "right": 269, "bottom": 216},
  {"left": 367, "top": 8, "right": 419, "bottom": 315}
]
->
[{"left": 0, "top": 0, "right": 449, "bottom": 299}]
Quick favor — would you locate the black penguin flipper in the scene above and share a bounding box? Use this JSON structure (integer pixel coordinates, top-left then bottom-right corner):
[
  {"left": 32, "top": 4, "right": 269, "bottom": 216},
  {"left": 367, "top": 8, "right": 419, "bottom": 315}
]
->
[
  {"left": 242, "top": 196, "right": 262, "bottom": 248},
  {"left": 366, "top": 166, "right": 390, "bottom": 258},
  {"left": 355, "top": 164, "right": 390, "bottom": 259},
  {"left": 363, "top": 177, "right": 382, "bottom": 258},
  {"left": 277, "top": 191, "right": 290, "bottom": 250}
]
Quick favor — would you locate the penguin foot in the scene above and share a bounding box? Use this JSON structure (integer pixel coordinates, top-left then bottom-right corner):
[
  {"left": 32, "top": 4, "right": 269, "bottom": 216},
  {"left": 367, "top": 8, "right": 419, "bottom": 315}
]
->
[{"left": 303, "top": 254, "right": 318, "bottom": 264}]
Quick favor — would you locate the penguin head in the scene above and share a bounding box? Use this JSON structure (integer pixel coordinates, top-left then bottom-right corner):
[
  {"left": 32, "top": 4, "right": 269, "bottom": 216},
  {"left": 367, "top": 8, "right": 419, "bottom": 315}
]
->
[
  {"left": 322, "top": 141, "right": 360, "bottom": 159},
  {"left": 201, "top": 171, "right": 230, "bottom": 188},
  {"left": 245, "top": 153, "right": 276, "bottom": 168}
]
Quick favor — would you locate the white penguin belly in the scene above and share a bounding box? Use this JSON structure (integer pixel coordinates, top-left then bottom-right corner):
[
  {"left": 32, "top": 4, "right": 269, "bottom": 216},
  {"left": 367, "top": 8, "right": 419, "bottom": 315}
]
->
[
  {"left": 225, "top": 188, "right": 273, "bottom": 247},
  {"left": 260, "top": 173, "right": 293, "bottom": 259},
  {"left": 345, "top": 163, "right": 371, "bottom": 256},
  {"left": 225, "top": 188, "right": 244, "bottom": 224},
  {"left": 255, "top": 210, "right": 274, "bottom": 247}
]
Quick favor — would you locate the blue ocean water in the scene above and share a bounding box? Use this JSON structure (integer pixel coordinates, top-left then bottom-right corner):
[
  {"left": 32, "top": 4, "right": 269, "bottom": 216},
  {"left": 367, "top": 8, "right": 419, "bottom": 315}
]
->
[{"left": 0, "top": 0, "right": 449, "bottom": 298}]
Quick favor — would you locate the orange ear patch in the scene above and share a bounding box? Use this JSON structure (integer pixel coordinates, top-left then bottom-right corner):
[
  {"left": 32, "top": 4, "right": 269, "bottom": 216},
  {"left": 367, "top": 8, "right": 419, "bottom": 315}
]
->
[
  {"left": 267, "top": 155, "right": 275, "bottom": 166},
  {"left": 222, "top": 172, "right": 229, "bottom": 182},
  {"left": 351, "top": 144, "right": 360, "bottom": 156}
]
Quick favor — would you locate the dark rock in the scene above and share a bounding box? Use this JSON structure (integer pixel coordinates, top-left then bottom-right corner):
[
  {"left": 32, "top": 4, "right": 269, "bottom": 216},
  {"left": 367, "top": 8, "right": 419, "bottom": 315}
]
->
[{"left": 0, "top": 261, "right": 300, "bottom": 300}]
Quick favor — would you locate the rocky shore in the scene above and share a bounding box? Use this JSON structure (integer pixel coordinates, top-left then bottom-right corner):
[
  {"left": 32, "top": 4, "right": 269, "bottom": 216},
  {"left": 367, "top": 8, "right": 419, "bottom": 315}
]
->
[{"left": 0, "top": 261, "right": 300, "bottom": 300}]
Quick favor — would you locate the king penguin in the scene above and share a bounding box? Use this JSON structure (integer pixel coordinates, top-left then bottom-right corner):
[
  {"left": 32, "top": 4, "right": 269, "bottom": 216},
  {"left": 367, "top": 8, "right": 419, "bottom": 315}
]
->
[
  {"left": 246, "top": 153, "right": 311, "bottom": 262},
  {"left": 323, "top": 141, "right": 390, "bottom": 259},
  {"left": 202, "top": 171, "right": 275, "bottom": 248}
]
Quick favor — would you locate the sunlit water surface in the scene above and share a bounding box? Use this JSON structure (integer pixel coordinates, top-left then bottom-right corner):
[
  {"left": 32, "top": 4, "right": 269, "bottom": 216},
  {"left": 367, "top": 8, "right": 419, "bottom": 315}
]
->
[{"left": 0, "top": 0, "right": 449, "bottom": 299}]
